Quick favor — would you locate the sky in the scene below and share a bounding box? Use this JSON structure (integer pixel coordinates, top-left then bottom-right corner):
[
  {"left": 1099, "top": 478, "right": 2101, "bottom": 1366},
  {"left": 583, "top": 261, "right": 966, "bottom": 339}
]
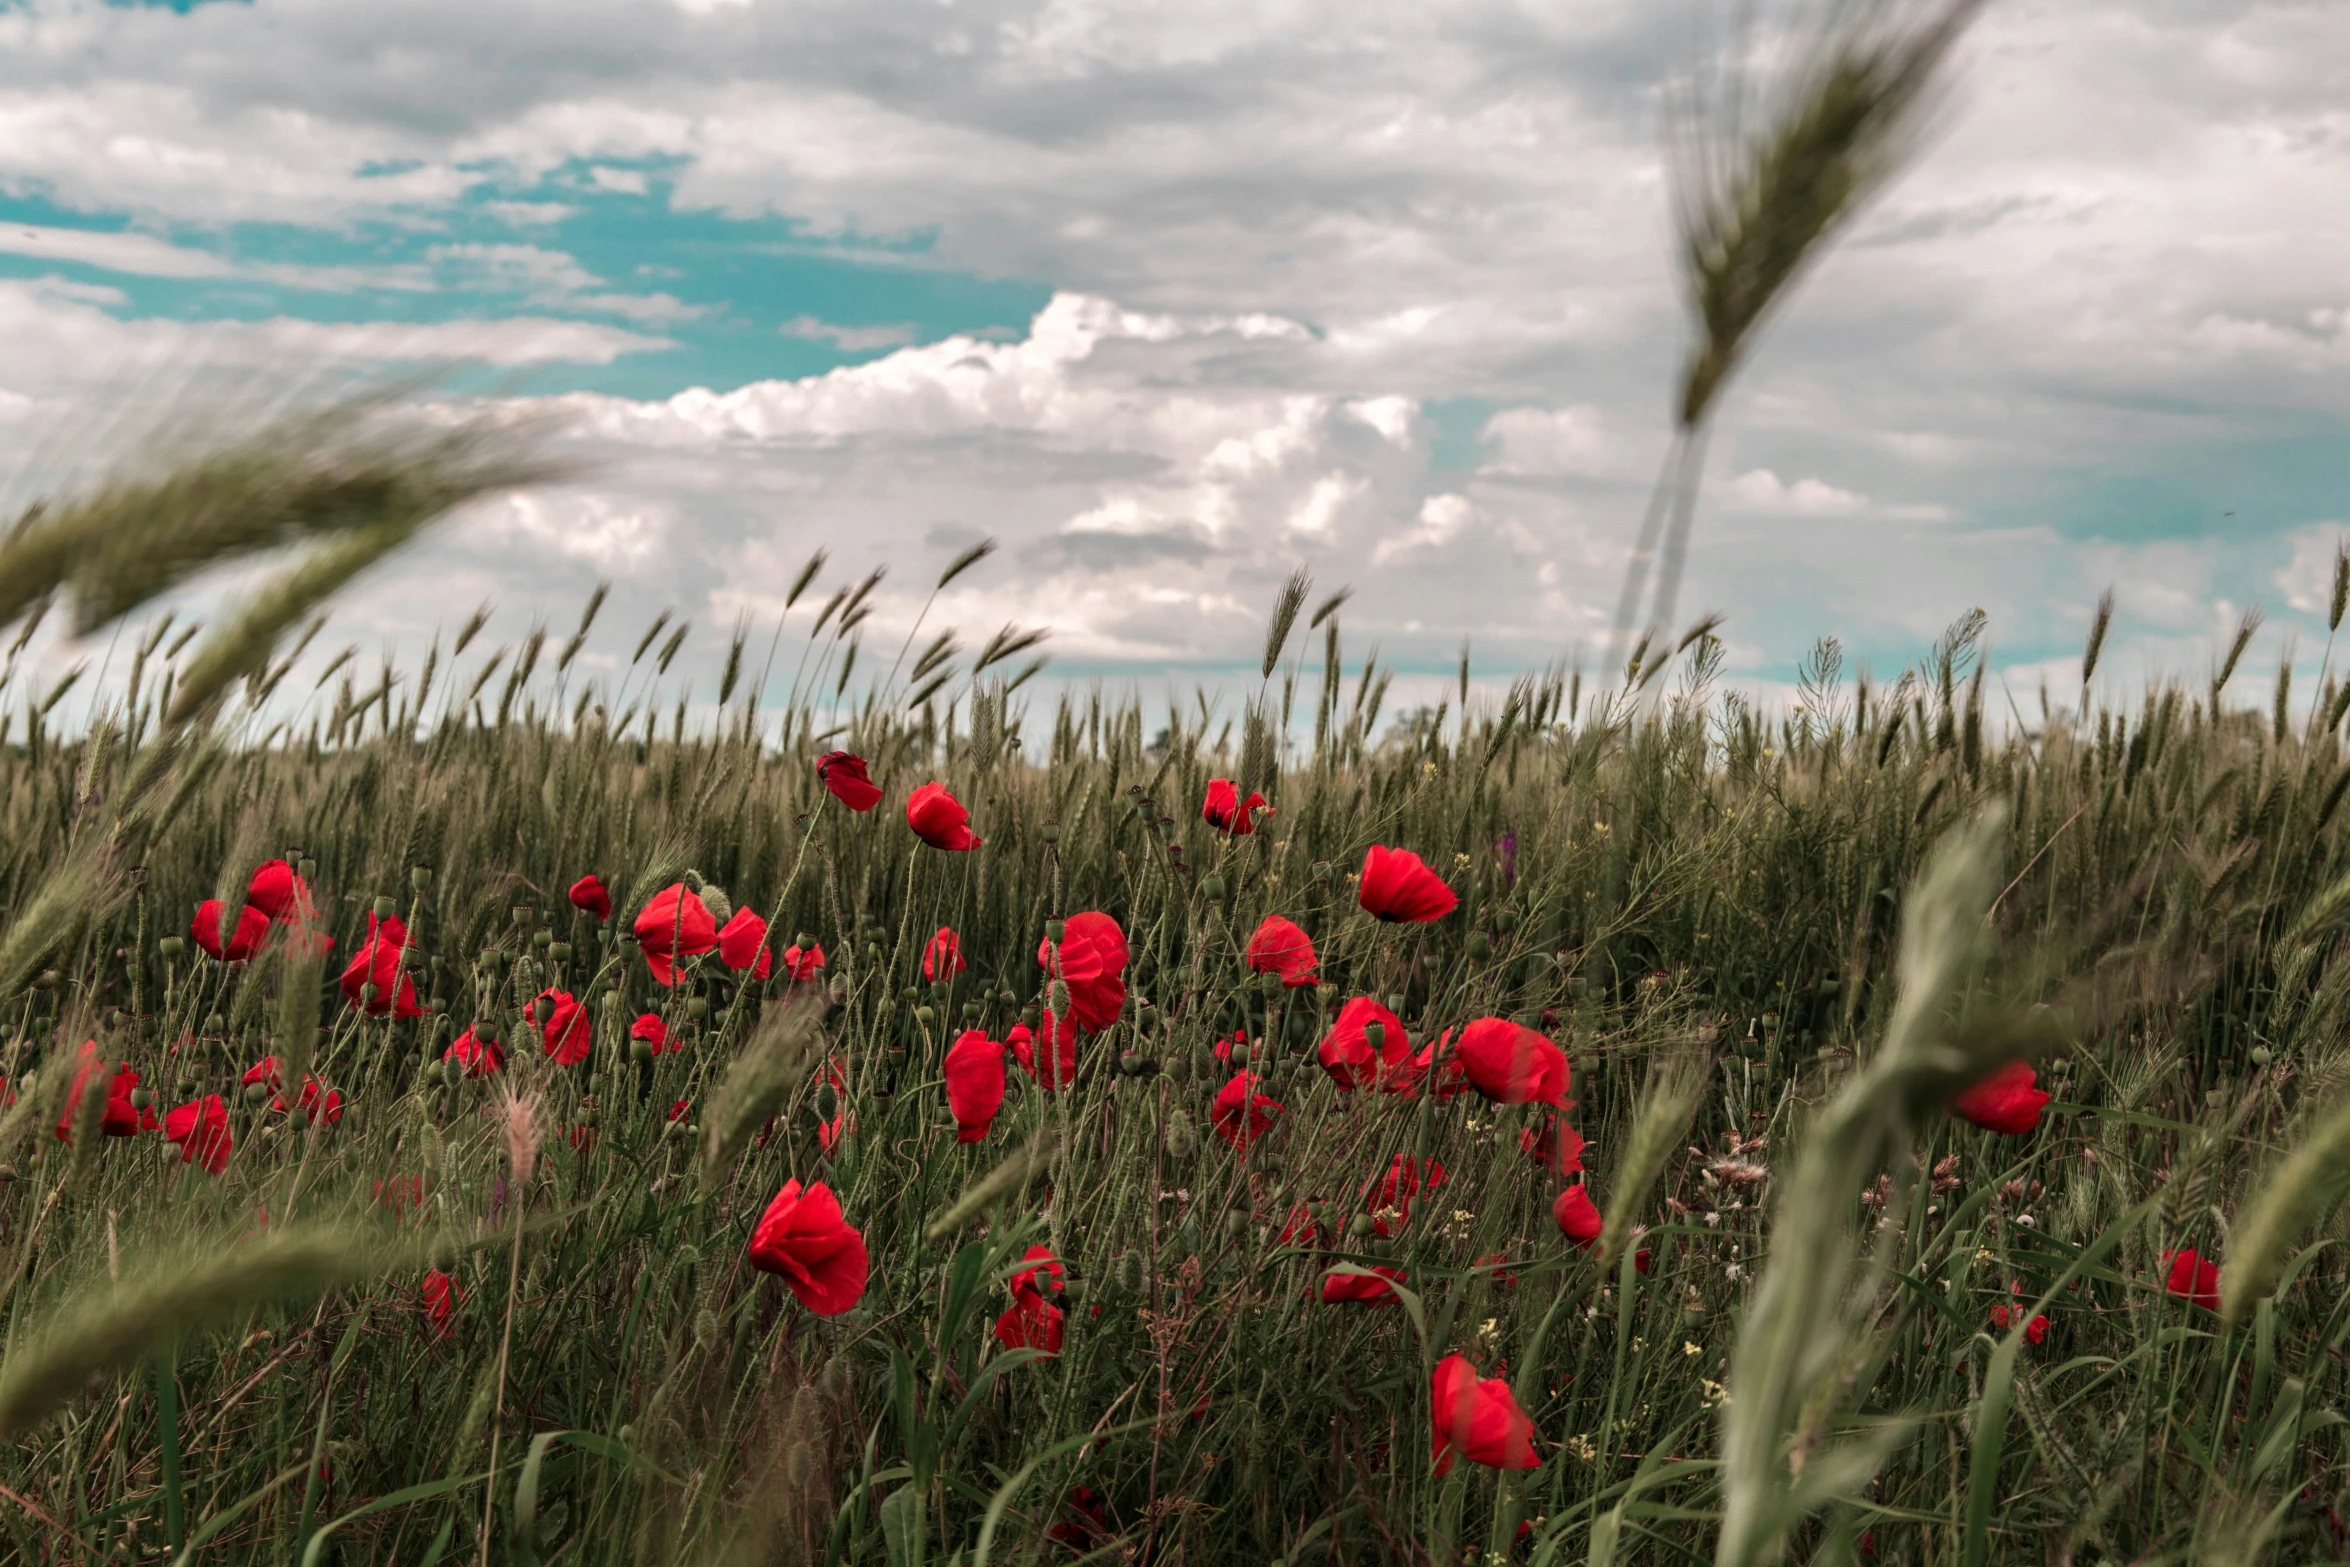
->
[{"left": 2, "top": 0, "right": 2348, "bottom": 724}]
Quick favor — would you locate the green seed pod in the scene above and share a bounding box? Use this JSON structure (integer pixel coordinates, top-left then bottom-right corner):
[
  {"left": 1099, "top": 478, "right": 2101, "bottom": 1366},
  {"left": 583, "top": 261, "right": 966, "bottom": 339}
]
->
[
  {"left": 548, "top": 942, "right": 571, "bottom": 964},
  {"left": 299, "top": 858, "right": 318, "bottom": 883},
  {"left": 1164, "top": 1052, "right": 1193, "bottom": 1085},
  {"left": 157, "top": 936, "right": 185, "bottom": 958},
  {"left": 1165, "top": 1109, "right": 1198, "bottom": 1161},
  {"left": 1224, "top": 1211, "right": 1249, "bottom": 1239},
  {"left": 374, "top": 895, "right": 397, "bottom": 920},
  {"left": 1042, "top": 822, "right": 1061, "bottom": 843},
  {"left": 1362, "top": 1020, "right": 1385, "bottom": 1050},
  {"left": 2251, "top": 1045, "right": 2274, "bottom": 1067},
  {"left": 1492, "top": 908, "right": 1519, "bottom": 933},
  {"left": 358, "top": 982, "right": 379, "bottom": 1003},
  {"left": 1044, "top": 918, "right": 1067, "bottom": 944},
  {"left": 1115, "top": 1250, "right": 1144, "bottom": 1293},
  {"left": 915, "top": 1005, "right": 937, "bottom": 1026},
  {"left": 412, "top": 866, "right": 434, "bottom": 892},
  {"left": 129, "top": 1087, "right": 153, "bottom": 1111},
  {"left": 961, "top": 1001, "right": 981, "bottom": 1022},
  {"left": 441, "top": 1058, "right": 464, "bottom": 1087},
  {"left": 630, "top": 1037, "right": 654, "bottom": 1064},
  {"left": 1466, "top": 932, "right": 1493, "bottom": 961},
  {"left": 1346, "top": 1213, "right": 1376, "bottom": 1240},
  {"left": 1229, "top": 1043, "right": 1251, "bottom": 1069},
  {"left": 1202, "top": 875, "right": 1227, "bottom": 902},
  {"left": 686, "top": 997, "right": 709, "bottom": 1020}
]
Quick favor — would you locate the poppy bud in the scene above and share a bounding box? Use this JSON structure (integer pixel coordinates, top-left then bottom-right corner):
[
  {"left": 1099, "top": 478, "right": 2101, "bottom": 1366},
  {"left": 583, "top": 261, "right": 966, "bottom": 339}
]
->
[
  {"left": 916, "top": 1006, "right": 936, "bottom": 1026},
  {"left": 1493, "top": 909, "right": 1519, "bottom": 933},
  {"left": 815, "top": 1084, "right": 840, "bottom": 1120},
  {"left": 686, "top": 997, "right": 708, "bottom": 1020},
  {"left": 204, "top": 1012, "right": 225, "bottom": 1033},
  {"left": 1116, "top": 1250, "right": 1144, "bottom": 1292},
  {"left": 359, "top": 982, "right": 379, "bottom": 1003},
  {"left": 243, "top": 1081, "right": 269, "bottom": 1105},
  {"left": 1042, "top": 822, "right": 1061, "bottom": 843},
  {"left": 1048, "top": 982, "right": 1071, "bottom": 1014},
  {"left": 1347, "top": 1214, "right": 1376, "bottom": 1239},
  {"left": 1466, "top": 932, "right": 1493, "bottom": 961},
  {"left": 1229, "top": 1043, "right": 1252, "bottom": 1068},
  {"left": 1165, "top": 1052, "right": 1192, "bottom": 1084},
  {"left": 2251, "top": 1045, "right": 2273, "bottom": 1066},
  {"left": 158, "top": 936, "right": 185, "bottom": 958},
  {"left": 961, "top": 1002, "right": 981, "bottom": 1021},
  {"left": 667, "top": 1118, "right": 691, "bottom": 1139},
  {"left": 1165, "top": 1110, "right": 1198, "bottom": 1160},
  {"left": 1202, "top": 876, "right": 1227, "bottom": 902},
  {"left": 1044, "top": 919, "right": 1066, "bottom": 944},
  {"left": 129, "top": 1087, "right": 152, "bottom": 1111},
  {"left": 1119, "top": 1051, "right": 1143, "bottom": 1075},
  {"left": 1224, "top": 1211, "right": 1248, "bottom": 1238}
]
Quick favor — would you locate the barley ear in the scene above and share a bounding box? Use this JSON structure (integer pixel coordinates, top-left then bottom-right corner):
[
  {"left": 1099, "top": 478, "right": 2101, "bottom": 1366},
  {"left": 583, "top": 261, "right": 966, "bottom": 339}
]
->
[
  {"left": 699, "top": 995, "right": 826, "bottom": 1190},
  {"left": 927, "top": 1126, "right": 1063, "bottom": 1241},
  {"left": 1261, "top": 568, "right": 1310, "bottom": 680},
  {"left": 2220, "top": 1090, "right": 2350, "bottom": 1326},
  {"left": 2082, "top": 588, "right": 2115, "bottom": 689},
  {"left": 1596, "top": 1043, "right": 1707, "bottom": 1276}
]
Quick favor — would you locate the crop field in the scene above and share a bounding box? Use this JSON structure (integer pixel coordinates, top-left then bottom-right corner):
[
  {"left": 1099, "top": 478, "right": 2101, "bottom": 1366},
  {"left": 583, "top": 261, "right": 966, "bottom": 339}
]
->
[{"left": 3, "top": 434, "right": 2350, "bottom": 1567}]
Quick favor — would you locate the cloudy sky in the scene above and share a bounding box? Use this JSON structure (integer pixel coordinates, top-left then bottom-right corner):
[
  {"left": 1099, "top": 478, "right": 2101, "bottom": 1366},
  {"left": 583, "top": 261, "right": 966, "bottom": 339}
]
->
[{"left": 2, "top": 0, "right": 2346, "bottom": 721}]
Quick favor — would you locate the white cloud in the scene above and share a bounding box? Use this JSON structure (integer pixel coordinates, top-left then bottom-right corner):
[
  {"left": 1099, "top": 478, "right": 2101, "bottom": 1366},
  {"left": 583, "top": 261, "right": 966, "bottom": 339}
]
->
[
  {"left": 779, "top": 315, "right": 919, "bottom": 352},
  {"left": 0, "top": 220, "right": 425, "bottom": 291},
  {"left": 1721, "top": 468, "right": 1951, "bottom": 522}
]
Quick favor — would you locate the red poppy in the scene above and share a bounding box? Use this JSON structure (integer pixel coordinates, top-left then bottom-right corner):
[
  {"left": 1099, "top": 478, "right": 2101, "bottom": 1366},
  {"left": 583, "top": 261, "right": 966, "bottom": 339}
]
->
[
  {"left": 944, "top": 1030, "right": 1007, "bottom": 1143},
  {"left": 1211, "top": 1070, "right": 1284, "bottom": 1147},
  {"left": 192, "top": 900, "right": 271, "bottom": 962},
  {"left": 1409, "top": 1036, "right": 1471, "bottom": 1100},
  {"left": 1037, "top": 911, "right": 1127, "bottom": 1033},
  {"left": 1011, "top": 1243, "right": 1066, "bottom": 1298},
  {"left": 445, "top": 1027, "right": 505, "bottom": 1076},
  {"left": 243, "top": 859, "right": 309, "bottom": 921},
  {"left": 1951, "top": 1060, "right": 2052, "bottom": 1135},
  {"left": 747, "top": 1179, "right": 869, "bottom": 1315},
  {"left": 2163, "top": 1248, "right": 2221, "bottom": 1311},
  {"left": 339, "top": 912, "right": 422, "bottom": 1018},
  {"left": 1364, "top": 1153, "right": 1447, "bottom": 1238},
  {"left": 1013, "top": 1012, "right": 1080, "bottom": 1090},
  {"left": 1989, "top": 1302, "right": 2048, "bottom": 1345},
  {"left": 1522, "top": 1115, "right": 1586, "bottom": 1176},
  {"left": 1431, "top": 1354, "right": 1538, "bottom": 1474},
  {"left": 1202, "top": 778, "right": 1271, "bottom": 835},
  {"left": 527, "top": 989, "right": 593, "bottom": 1066},
  {"left": 53, "top": 1044, "right": 154, "bottom": 1141},
  {"left": 1244, "top": 915, "right": 1318, "bottom": 988},
  {"left": 568, "top": 874, "right": 613, "bottom": 921},
  {"left": 780, "top": 943, "right": 824, "bottom": 983},
  {"left": 1318, "top": 998, "right": 1414, "bottom": 1090},
  {"left": 817, "top": 750, "right": 884, "bottom": 812},
  {"left": 923, "top": 926, "right": 965, "bottom": 982},
  {"left": 2024, "top": 1313, "right": 2049, "bottom": 1345},
  {"left": 565, "top": 1124, "right": 596, "bottom": 1152},
  {"left": 1449, "top": 1018, "right": 1570, "bottom": 1107},
  {"left": 669, "top": 1100, "right": 693, "bottom": 1123},
  {"left": 906, "top": 781, "right": 983, "bottom": 851},
  {"left": 1553, "top": 1185, "right": 1603, "bottom": 1249},
  {"left": 163, "top": 1095, "right": 233, "bottom": 1174},
  {"left": 1045, "top": 1487, "right": 1109, "bottom": 1554},
  {"left": 633, "top": 884, "right": 718, "bottom": 986},
  {"left": 996, "top": 1286, "right": 1064, "bottom": 1352},
  {"left": 630, "top": 1013, "right": 671, "bottom": 1054},
  {"left": 1279, "top": 1203, "right": 1326, "bottom": 1248},
  {"left": 717, "top": 907, "right": 775, "bottom": 979},
  {"left": 240, "top": 1057, "right": 344, "bottom": 1123},
  {"left": 421, "top": 1269, "right": 461, "bottom": 1339},
  {"left": 376, "top": 1175, "right": 428, "bottom": 1213},
  {"left": 1321, "top": 1266, "right": 1407, "bottom": 1305},
  {"left": 814, "top": 1056, "right": 853, "bottom": 1155},
  {"left": 1357, "top": 844, "right": 1458, "bottom": 923}
]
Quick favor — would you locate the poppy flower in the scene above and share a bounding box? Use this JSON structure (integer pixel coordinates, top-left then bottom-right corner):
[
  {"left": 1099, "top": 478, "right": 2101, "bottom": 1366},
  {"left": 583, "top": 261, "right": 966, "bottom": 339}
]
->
[
  {"left": 1364, "top": 1153, "right": 1446, "bottom": 1238},
  {"left": 1989, "top": 1302, "right": 2049, "bottom": 1344},
  {"left": 1431, "top": 1355, "right": 1538, "bottom": 1474},
  {"left": 630, "top": 1013, "right": 671, "bottom": 1054},
  {"left": 718, "top": 907, "right": 775, "bottom": 979},
  {"left": 568, "top": 874, "right": 613, "bottom": 921},
  {"left": 163, "top": 1095, "right": 233, "bottom": 1174},
  {"left": 445, "top": 1027, "right": 505, "bottom": 1076},
  {"left": 747, "top": 1179, "right": 869, "bottom": 1315},
  {"left": 2163, "top": 1248, "right": 2221, "bottom": 1311},
  {"left": 2024, "top": 1313, "right": 2049, "bottom": 1345},
  {"left": 1211, "top": 1070, "right": 1284, "bottom": 1147},
  {"left": 1449, "top": 1018, "right": 1570, "bottom": 1107},
  {"left": 633, "top": 883, "right": 718, "bottom": 986},
  {"left": 1037, "top": 911, "right": 1127, "bottom": 1033},
  {"left": 906, "top": 781, "right": 982, "bottom": 851},
  {"left": 1357, "top": 845, "right": 1458, "bottom": 924},
  {"left": 376, "top": 1175, "right": 429, "bottom": 1213},
  {"left": 1045, "top": 1487, "right": 1109, "bottom": 1554},
  {"left": 1522, "top": 1115, "right": 1586, "bottom": 1176},
  {"left": 923, "top": 926, "right": 965, "bottom": 982},
  {"left": 1013, "top": 1012, "right": 1080, "bottom": 1090},
  {"left": 944, "top": 1030, "right": 1007, "bottom": 1143},
  {"left": 669, "top": 1100, "right": 693, "bottom": 1123},
  {"left": 192, "top": 900, "right": 271, "bottom": 962},
  {"left": 1951, "top": 1060, "right": 2052, "bottom": 1136},
  {"left": 1321, "top": 1266, "right": 1407, "bottom": 1305},
  {"left": 527, "top": 989, "right": 592, "bottom": 1066},
  {"left": 780, "top": 943, "right": 824, "bottom": 983},
  {"left": 240, "top": 1057, "right": 344, "bottom": 1124},
  {"left": 815, "top": 1056, "right": 853, "bottom": 1155},
  {"left": 421, "top": 1269, "right": 461, "bottom": 1340},
  {"left": 53, "top": 1045, "right": 154, "bottom": 1141},
  {"left": 1279, "top": 1203, "right": 1326, "bottom": 1248},
  {"left": 1410, "top": 1036, "right": 1471, "bottom": 1101},
  {"left": 1244, "top": 915, "right": 1318, "bottom": 988},
  {"left": 817, "top": 750, "right": 884, "bottom": 812},
  {"left": 565, "top": 1124, "right": 596, "bottom": 1152},
  {"left": 1553, "top": 1184, "right": 1603, "bottom": 1249},
  {"left": 244, "top": 859, "right": 314, "bottom": 922},
  {"left": 1202, "top": 778, "right": 1271, "bottom": 835},
  {"left": 1010, "top": 1243, "right": 1066, "bottom": 1298},
  {"left": 1318, "top": 998, "right": 1414, "bottom": 1090},
  {"left": 339, "top": 913, "right": 422, "bottom": 1018},
  {"left": 996, "top": 1285, "right": 1065, "bottom": 1352}
]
